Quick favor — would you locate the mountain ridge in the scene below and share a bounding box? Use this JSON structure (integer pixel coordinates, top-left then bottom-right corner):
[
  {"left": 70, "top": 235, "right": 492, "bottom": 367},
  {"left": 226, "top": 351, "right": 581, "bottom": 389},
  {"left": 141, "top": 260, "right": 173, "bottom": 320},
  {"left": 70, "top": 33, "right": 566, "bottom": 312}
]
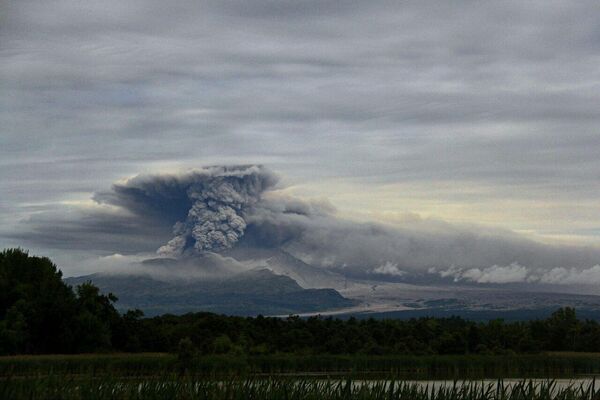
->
[{"left": 65, "top": 267, "right": 356, "bottom": 316}]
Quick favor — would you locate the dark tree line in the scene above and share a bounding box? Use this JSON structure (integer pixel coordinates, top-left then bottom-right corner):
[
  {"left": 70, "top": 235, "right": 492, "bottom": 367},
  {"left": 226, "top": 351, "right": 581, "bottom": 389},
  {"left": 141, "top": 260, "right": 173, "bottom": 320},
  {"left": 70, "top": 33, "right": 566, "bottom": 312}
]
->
[
  {"left": 0, "top": 248, "right": 131, "bottom": 354},
  {"left": 2, "top": 248, "right": 600, "bottom": 356},
  {"left": 143, "top": 308, "right": 600, "bottom": 356}
]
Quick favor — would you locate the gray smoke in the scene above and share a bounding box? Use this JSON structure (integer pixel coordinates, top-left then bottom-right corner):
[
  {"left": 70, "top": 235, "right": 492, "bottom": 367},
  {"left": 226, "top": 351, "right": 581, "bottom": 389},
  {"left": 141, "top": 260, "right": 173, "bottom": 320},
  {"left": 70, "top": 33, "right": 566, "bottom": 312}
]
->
[
  {"left": 151, "top": 165, "right": 278, "bottom": 256},
  {"left": 13, "top": 165, "right": 600, "bottom": 287},
  {"left": 245, "top": 193, "right": 600, "bottom": 280}
]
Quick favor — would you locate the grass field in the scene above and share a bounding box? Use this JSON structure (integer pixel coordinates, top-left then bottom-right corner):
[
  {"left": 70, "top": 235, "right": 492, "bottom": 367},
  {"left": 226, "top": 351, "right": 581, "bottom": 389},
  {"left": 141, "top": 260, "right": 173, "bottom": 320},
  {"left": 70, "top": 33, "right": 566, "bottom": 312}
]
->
[{"left": 2, "top": 353, "right": 600, "bottom": 379}]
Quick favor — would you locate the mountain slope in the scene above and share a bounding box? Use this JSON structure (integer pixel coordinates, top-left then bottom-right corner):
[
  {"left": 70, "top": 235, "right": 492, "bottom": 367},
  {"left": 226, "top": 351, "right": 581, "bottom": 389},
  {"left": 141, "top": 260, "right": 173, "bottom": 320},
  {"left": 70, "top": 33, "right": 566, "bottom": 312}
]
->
[
  {"left": 65, "top": 268, "right": 356, "bottom": 316},
  {"left": 221, "top": 247, "right": 345, "bottom": 289}
]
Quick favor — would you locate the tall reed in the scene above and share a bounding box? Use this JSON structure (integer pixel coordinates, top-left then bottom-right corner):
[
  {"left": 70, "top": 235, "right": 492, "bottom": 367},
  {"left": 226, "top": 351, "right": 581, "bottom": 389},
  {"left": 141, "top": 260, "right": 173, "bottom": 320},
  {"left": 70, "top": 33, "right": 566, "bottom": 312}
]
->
[{"left": 0, "top": 377, "right": 598, "bottom": 400}]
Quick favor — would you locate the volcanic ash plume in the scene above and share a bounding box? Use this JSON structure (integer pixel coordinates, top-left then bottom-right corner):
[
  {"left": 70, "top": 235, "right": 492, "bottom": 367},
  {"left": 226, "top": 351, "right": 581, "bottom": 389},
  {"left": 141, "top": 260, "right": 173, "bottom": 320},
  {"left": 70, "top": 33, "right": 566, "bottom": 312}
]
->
[{"left": 156, "top": 166, "right": 277, "bottom": 257}]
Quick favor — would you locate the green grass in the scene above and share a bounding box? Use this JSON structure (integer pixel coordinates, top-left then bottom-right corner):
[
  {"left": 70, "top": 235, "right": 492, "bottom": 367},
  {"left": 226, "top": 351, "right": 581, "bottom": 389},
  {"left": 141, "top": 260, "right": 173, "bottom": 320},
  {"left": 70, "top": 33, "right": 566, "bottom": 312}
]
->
[
  {"left": 1, "top": 378, "right": 600, "bottom": 400},
  {"left": 2, "top": 353, "right": 600, "bottom": 379}
]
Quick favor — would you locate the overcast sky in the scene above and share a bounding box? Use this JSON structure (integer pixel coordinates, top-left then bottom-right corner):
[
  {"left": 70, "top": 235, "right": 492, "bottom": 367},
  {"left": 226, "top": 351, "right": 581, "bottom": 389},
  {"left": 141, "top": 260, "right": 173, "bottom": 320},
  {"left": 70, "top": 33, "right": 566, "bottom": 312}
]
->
[{"left": 2, "top": 1, "right": 600, "bottom": 273}]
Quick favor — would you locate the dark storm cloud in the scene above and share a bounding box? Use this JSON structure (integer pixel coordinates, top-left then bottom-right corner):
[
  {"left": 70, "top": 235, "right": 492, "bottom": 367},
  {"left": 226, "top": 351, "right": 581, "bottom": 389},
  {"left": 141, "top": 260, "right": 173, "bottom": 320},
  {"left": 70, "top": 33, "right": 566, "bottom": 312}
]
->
[{"left": 2, "top": 1, "right": 600, "bottom": 271}]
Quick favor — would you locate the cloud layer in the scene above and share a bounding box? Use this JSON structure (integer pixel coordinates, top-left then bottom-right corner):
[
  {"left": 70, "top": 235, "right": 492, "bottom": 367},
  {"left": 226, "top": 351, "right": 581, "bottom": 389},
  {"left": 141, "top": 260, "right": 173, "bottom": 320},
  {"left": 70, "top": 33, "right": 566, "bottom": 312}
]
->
[
  {"left": 2, "top": 2, "right": 600, "bottom": 281},
  {"left": 2, "top": 1, "right": 600, "bottom": 250}
]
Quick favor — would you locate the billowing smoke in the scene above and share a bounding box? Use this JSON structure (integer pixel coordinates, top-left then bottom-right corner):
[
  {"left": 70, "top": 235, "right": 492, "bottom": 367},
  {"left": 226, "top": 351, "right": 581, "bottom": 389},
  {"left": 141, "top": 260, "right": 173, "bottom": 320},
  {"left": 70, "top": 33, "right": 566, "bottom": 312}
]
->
[
  {"left": 154, "top": 165, "right": 278, "bottom": 257},
  {"left": 15, "top": 164, "right": 600, "bottom": 288}
]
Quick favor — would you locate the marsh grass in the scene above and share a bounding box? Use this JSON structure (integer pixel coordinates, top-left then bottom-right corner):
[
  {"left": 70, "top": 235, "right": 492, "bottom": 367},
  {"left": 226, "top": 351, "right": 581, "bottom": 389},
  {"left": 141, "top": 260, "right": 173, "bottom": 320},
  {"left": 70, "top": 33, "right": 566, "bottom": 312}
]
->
[{"left": 1, "top": 377, "right": 600, "bottom": 400}]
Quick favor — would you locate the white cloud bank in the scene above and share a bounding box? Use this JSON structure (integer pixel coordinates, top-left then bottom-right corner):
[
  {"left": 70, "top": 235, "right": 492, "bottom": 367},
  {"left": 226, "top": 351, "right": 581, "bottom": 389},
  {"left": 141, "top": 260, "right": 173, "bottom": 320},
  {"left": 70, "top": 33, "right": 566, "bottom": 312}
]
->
[
  {"left": 372, "top": 261, "right": 405, "bottom": 277},
  {"left": 431, "top": 263, "right": 600, "bottom": 285}
]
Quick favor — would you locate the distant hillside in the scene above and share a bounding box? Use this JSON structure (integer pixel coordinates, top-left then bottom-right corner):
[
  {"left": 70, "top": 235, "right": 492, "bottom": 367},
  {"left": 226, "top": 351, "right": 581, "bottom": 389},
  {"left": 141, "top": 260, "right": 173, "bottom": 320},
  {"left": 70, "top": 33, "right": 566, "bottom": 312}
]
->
[
  {"left": 65, "top": 268, "right": 356, "bottom": 316},
  {"left": 221, "top": 246, "right": 345, "bottom": 289}
]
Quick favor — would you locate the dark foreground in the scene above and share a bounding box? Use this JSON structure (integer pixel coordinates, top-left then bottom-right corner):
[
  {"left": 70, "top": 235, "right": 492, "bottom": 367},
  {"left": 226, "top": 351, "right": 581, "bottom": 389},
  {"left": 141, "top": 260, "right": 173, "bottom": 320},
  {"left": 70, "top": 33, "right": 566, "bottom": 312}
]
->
[
  {"left": 2, "top": 353, "right": 600, "bottom": 379},
  {"left": 2, "top": 377, "right": 600, "bottom": 400},
  {"left": 3, "top": 353, "right": 600, "bottom": 399}
]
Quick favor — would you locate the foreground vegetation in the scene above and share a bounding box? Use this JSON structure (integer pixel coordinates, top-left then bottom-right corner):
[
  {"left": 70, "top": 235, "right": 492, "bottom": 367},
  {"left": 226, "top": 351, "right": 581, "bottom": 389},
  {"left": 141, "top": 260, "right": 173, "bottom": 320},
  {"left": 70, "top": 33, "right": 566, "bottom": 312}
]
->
[
  {"left": 2, "top": 378, "right": 600, "bottom": 400},
  {"left": 5, "top": 249, "right": 600, "bottom": 397}
]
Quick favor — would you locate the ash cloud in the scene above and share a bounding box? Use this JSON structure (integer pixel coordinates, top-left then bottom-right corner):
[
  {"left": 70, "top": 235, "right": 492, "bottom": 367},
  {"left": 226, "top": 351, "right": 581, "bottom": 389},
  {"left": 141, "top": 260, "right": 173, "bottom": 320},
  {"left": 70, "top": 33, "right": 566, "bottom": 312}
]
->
[
  {"left": 10, "top": 165, "right": 277, "bottom": 256},
  {"left": 99, "top": 165, "right": 278, "bottom": 257},
  {"left": 11, "top": 165, "right": 600, "bottom": 287},
  {"left": 155, "top": 165, "right": 278, "bottom": 256}
]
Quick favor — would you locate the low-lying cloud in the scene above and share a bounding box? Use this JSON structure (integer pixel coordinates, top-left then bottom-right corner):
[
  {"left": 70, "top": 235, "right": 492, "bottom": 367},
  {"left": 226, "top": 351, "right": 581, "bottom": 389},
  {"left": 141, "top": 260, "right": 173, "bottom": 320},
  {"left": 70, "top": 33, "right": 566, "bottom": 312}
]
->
[
  {"left": 431, "top": 263, "right": 530, "bottom": 284},
  {"left": 431, "top": 263, "right": 600, "bottom": 286},
  {"left": 372, "top": 261, "right": 405, "bottom": 277}
]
